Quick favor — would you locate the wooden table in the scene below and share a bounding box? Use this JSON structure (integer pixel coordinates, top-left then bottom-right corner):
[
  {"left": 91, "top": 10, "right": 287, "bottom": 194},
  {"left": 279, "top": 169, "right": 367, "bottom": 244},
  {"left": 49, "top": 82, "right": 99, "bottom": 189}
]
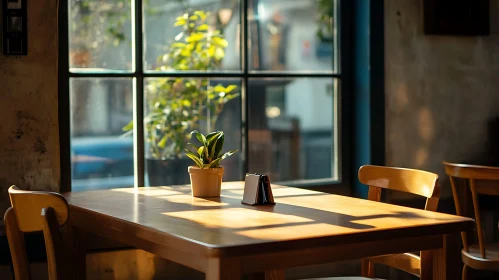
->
[{"left": 64, "top": 182, "right": 474, "bottom": 280}]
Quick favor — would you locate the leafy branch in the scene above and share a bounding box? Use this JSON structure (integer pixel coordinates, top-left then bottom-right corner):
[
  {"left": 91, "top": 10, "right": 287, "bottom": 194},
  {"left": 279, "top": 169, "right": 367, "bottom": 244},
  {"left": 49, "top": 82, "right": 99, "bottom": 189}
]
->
[{"left": 123, "top": 10, "right": 239, "bottom": 160}]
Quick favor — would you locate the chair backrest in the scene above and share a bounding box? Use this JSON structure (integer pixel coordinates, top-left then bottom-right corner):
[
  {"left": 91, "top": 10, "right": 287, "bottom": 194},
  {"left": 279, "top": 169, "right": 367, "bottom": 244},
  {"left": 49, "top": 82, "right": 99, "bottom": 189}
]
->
[
  {"left": 358, "top": 165, "right": 441, "bottom": 210},
  {"left": 358, "top": 165, "right": 440, "bottom": 279},
  {"left": 443, "top": 162, "right": 499, "bottom": 259},
  {"left": 4, "top": 186, "right": 69, "bottom": 280}
]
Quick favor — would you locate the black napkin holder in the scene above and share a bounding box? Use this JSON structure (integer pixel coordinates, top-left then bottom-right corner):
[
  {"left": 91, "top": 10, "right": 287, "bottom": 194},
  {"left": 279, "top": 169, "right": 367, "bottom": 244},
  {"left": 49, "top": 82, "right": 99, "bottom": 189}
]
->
[{"left": 241, "top": 173, "right": 275, "bottom": 206}]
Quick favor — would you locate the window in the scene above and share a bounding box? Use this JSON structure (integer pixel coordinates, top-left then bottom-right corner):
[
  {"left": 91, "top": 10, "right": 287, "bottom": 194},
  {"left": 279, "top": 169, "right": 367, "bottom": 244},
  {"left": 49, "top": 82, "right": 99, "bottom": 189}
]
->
[{"left": 62, "top": 0, "right": 343, "bottom": 191}]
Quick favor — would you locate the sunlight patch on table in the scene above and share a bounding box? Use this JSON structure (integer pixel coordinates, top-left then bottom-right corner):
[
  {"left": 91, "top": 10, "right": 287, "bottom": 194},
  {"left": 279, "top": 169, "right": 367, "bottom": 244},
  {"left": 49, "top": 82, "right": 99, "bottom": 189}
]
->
[
  {"left": 163, "top": 208, "right": 313, "bottom": 229},
  {"left": 112, "top": 186, "right": 189, "bottom": 196},
  {"left": 236, "top": 223, "right": 351, "bottom": 241},
  {"left": 158, "top": 196, "right": 230, "bottom": 206}
]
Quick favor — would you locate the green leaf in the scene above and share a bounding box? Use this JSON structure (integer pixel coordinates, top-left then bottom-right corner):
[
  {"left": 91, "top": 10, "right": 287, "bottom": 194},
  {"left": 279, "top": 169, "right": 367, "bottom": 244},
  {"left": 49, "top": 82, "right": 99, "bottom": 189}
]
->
[
  {"left": 207, "top": 158, "right": 222, "bottom": 168},
  {"left": 194, "top": 10, "right": 206, "bottom": 20},
  {"left": 225, "top": 93, "right": 239, "bottom": 102},
  {"left": 197, "top": 24, "right": 209, "bottom": 31},
  {"left": 212, "top": 37, "right": 228, "bottom": 47},
  {"left": 185, "top": 151, "right": 203, "bottom": 168},
  {"left": 157, "top": 135, "right": 168, "bottom": 148},
  {"left": 184, "top": 149, "right": 198, "bottom": 158},
  {"left": 209, "top": 136, "right": 220, "bottom": 160},
  {"left": 220, "top": 149, "right": 238, "bottom": 160},
  {"left": 174, "top": 20, "right": 186, "bottom": 26},
  {"left": 197, "top": 146, "right": 205, "bottom": 156},
  {"left": 225, "top": 85, "right": 237, "bottom": 93},
  {"left": 122, "top": 120, "right": 134, "bottom": 131},
  {"left": 171, "top": 42, "right": 186, "bottom": 48},
  {"left": 203, "top": 146, "right": 210, "bottom": 162},
  {"left": 191, "top": 130, "right": 206, "bottom": 146},
  {"left": 215, "top": 48, "right": 225, "bottom": 60},
  {"left": 186, "top": 33, "right": 204, "bottom": 43},
  {"left": 213, "top": 85, "right": 225, "bottom": 92},
  {"left": 214, "top": 133, "right": 224, "bottom": 158},
  {"left": 208, "top": 45, "right": 216, "bottom": 57},
  {"left": 196, "top": 43, "right": 203, "bottom": 53},
  {"left": 205, "top": 131, "right": 219, "bottom": 144}
]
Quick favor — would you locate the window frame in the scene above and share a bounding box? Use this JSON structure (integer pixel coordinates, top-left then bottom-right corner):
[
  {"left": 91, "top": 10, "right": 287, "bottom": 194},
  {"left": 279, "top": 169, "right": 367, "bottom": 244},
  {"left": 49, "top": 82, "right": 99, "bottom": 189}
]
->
[{"left": 58, "top": 0, "right": 353, "bottom": 192}]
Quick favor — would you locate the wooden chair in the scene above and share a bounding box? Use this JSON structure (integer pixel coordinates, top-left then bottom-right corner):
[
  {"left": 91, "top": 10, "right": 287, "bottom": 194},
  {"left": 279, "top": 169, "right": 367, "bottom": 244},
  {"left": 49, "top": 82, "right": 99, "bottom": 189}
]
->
[
  {"left": 316, "top": 165, "right": 440, "bottom": 280},
  {"left": 4, "top": 186, "right": 70, "bottom": 280},
  {"left": 358, "top": 165, "right": 440, "bottom": 279},
  {"left": 443, "top": 162, "right": 499, "bottom": 280}
]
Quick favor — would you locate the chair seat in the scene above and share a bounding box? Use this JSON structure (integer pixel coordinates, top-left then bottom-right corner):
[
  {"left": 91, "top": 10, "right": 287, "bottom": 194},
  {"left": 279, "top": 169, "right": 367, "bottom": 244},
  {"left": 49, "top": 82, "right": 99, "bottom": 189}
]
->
[{"left": 462, "top": 242, "right": 499, "bottom": 271}]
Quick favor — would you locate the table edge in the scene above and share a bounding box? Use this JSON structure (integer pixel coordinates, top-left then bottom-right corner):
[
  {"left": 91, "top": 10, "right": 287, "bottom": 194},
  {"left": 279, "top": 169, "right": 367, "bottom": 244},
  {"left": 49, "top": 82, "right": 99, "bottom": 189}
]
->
[{"left": 67, "top": 202, "right": 474, "bottom": 258}]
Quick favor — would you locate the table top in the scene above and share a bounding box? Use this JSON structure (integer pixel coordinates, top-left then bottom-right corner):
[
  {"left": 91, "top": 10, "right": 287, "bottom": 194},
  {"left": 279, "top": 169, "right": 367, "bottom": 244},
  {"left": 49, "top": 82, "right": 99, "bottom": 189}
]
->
[{"left": 64, "top": 182, "right": 473, "bottom": 256}]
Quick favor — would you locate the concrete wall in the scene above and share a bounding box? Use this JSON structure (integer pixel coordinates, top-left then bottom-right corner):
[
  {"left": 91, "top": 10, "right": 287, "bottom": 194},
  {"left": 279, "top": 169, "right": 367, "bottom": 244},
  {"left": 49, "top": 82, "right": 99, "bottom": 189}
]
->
[
  {"left": 0, "top": 0, "right": 60, "bottom": 217},
  {"left": 385, "top": 0, "right": 499, "bottom": 197}
]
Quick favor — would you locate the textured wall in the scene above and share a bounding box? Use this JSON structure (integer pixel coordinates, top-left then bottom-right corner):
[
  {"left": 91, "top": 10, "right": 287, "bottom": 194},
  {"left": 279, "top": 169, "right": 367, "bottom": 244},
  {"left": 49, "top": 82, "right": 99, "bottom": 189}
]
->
[
  {"left": 385, "top": 0, "right": 499, "bottom": 197},
  {"left": 0, "top": 0, "right": 60, "bottom": 218}
]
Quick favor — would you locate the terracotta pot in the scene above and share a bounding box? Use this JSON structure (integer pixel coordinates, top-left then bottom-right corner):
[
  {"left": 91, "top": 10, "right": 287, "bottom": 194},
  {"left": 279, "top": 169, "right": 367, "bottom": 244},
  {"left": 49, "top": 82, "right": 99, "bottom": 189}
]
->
[{"left": 188, "top": 166, "right": 224, "bottom": 197}]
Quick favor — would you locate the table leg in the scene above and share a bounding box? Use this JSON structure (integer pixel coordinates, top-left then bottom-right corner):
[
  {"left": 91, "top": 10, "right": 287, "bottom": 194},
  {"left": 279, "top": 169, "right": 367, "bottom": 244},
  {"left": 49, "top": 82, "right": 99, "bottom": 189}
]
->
[
  {"left": 206, "top": 257, "right": 241, "bottom": 280},
  {"left": 420, "top": 250, "right": 433, "bottom": 280},
  {"left": 68, "top": 225, "right": 86, "bottom": 280},
  {"left": 248, "top": 270, "right": 286, "bottom": 280},
  {"left": 432, "top": 233, "right": 460, "bottom": 280}
]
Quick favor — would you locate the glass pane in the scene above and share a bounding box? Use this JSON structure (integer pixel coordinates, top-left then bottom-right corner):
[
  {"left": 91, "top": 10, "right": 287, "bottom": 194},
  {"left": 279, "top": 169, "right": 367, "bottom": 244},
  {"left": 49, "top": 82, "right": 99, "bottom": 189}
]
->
[
  {"left": 143, "top": 78, "right": 242, "bottom": 186},
  {"left": 248, "top": 78, "right": 338, "bottom": 182},
  {"left": 144, "top": 0, "right": 241, "bottom": 71},
  {"left": 69, "top": 0, "right": 133, "bottom": 70},
  {"left": 249, "top": 0, "right": 336, "bottom": 72},
  {"left": 70, "top": 78, "right": 134, "bottom": 191}
]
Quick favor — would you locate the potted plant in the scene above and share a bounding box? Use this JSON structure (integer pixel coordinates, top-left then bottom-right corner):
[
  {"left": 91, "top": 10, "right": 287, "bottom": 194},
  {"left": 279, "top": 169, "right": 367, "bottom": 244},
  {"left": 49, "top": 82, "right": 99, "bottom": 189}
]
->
[
  {"left": 123, "top": 10, "right": 239, "bottom": 186},
  {"left": 185, "top": 130, "right": 237, "bottom": 197}
]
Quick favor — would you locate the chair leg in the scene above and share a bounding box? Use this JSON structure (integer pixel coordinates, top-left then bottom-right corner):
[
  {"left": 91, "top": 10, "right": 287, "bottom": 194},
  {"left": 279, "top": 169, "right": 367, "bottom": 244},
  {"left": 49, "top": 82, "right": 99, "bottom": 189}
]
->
[
  {"left": 461, "top": 264, "right": 468, "bottom": 280},
  {"left": 361, "top": 259, "right": 374, "bottom": 278}
]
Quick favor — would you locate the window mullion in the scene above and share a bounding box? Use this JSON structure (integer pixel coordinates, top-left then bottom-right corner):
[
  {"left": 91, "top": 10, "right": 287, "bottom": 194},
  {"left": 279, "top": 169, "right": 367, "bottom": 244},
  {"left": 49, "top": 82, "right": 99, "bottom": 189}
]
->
[
  {"left": 133, "top": 0, "right": 145, "bottom": 187},
  {"left": 241, "top": 0, "right": 249, "bottom": 177}
]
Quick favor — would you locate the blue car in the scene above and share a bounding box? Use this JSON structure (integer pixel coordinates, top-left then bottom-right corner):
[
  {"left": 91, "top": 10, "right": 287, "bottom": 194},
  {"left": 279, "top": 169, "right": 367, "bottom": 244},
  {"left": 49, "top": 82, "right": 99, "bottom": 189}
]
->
[{"left": 71, "top": 136, "right": 134, "bottom": 191}]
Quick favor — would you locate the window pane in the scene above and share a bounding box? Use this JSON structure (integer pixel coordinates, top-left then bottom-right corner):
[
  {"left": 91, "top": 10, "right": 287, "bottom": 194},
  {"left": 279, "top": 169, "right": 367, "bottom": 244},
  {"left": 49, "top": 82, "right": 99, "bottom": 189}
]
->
[
  {"left": 249, "top": 0, "right": 336, "bottom": 72},
  {"left": 248, "top": 78, "right": 338, "bottom": 183},
  {"left": 70, "top": 78, "right": 134, "bottom": 191},
  {"left": 144, "top": 0, "right": 241, "bottom": 71},
  {"left": 143, "top": 78, "right": 242, "bottom": 186},
  {"left": 69, "top": 0, "right": 133, "bottom": 70}
]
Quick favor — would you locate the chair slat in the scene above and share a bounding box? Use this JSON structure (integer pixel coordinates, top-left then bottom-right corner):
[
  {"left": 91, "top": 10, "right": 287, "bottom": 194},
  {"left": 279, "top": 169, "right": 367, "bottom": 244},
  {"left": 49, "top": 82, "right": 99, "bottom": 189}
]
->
[
  {"left": 9, "top": 186, "right": 69, "bottom": 232},
  {"left": 4, "top": 208, "right": 30, "bottom": 280},
  {"left": 358, "top": 165, "right": 439, "bottom": 199},
  {"left": 367, "top": 253, "right": 421, "bottom": 277}
]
